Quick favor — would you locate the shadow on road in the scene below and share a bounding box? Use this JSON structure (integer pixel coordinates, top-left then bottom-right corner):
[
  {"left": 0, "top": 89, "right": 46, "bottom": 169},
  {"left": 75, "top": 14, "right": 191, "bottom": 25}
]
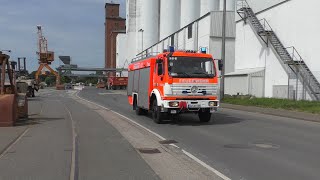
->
[
  {"left": 15, "top": 117, "right": 64, "bottom": 126},
  {"left": 143, "top": 112, "right": 244, "bottom": 126}
]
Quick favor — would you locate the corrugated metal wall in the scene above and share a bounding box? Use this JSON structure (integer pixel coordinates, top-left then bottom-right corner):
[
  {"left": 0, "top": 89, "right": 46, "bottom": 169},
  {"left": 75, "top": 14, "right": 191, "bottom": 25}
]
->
[{"left": 210, "top": 11, "right": 236, "bottom": 38}]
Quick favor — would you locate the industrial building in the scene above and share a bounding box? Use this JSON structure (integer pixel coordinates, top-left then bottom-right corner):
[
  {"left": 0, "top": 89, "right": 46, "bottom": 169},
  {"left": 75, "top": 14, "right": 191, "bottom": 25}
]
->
[
  {"left": 114, "top": 0, "right": 320, "bottom": 101},
  {"left": 104, "top": 3, "right": 126, "bottom": 69}
]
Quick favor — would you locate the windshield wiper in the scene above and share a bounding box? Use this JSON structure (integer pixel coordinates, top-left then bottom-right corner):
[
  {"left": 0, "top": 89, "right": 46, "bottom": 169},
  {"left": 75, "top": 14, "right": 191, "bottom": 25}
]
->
[
  {"left": 175, "top": 72, "right": 191, "bottom": 77},
  {"left": 192, "top": 72, "right": 211, "bottom": 77}
]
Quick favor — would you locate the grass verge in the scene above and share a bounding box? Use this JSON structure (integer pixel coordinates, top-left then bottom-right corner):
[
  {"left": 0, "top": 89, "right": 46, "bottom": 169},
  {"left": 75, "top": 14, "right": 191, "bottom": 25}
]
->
[{"left": 223, "top": 96, "right": 320, "bottom": 114}]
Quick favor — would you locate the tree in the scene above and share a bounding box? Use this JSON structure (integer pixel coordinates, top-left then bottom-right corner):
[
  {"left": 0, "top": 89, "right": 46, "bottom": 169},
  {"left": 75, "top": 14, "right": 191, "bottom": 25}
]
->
[
  {"left": 60, "top": 76, "right": 71, "bottom": 84},
  {"left": 44, "top": 76, "right": 56, "bottom": 86}
]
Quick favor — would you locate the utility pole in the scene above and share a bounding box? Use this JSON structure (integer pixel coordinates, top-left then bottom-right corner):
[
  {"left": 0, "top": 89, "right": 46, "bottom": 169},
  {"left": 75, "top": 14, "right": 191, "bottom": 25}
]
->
[{"left": 220, "top": 0, "right": 227, "bottom": 100}]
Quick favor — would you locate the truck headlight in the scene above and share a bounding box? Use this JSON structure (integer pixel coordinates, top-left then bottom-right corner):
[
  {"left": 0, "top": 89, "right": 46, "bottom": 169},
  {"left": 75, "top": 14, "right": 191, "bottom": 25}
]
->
[
  {"left": 169, "top": 101, "right": 179, "bottom": 107},
  {"left": 209, "top": 101, "right": 217, "bottom": 107}
]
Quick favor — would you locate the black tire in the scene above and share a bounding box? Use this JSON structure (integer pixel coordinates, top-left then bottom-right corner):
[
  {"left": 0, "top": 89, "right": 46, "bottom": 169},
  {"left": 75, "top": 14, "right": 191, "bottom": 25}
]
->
[
  {"left": 152, "top": 99, "right": 163, "bottom": 124},
  {"left": 135, "top": 106, "right": 144, "bottom": 115},
  {"left": 198, "top": 110, "right": 211, "bottom": 122}
]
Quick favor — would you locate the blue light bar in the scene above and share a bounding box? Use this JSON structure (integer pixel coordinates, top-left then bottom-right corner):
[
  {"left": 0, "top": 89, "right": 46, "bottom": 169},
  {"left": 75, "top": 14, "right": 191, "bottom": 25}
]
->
[
  {"left": 200, "top": 47, "right": 207, "bottom": 54},
  {"left": 169, "top": 46, "right": 175, "bottom": 52}
]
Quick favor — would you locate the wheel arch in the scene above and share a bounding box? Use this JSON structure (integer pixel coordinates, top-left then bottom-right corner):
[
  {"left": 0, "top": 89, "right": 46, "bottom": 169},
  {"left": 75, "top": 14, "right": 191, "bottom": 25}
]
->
[{"left": 150, "top": 89, "right": 162, "bottom": 107}]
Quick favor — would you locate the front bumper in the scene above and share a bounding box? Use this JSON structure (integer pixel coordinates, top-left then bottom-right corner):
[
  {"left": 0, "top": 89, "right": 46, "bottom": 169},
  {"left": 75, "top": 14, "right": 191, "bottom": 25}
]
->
[{"left": 161, "top": 100, "right": 219, "bottom": 113}]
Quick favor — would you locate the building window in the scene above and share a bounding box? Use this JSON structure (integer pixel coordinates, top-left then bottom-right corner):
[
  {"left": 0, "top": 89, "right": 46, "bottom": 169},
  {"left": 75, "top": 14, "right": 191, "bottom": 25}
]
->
[{"left": 188, "top": 24, "right": 193, "bottom": 39}]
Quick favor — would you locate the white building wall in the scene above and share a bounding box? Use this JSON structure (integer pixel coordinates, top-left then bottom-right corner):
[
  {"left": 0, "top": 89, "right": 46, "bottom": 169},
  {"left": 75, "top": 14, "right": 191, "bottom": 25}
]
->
[
  {"left": 235, "top": 0, "right": 320, "bottom": 98},
  {"left": 201, "top": 0, "right": 220, "bottom": 16},
  {"left": 159, "top": 0, "right": 180, "bottom": 40},
  {"left": 198, "top": 15, "right": 211, "bottom": 51},
  {"left": 116, "top": 34, "right": 128, "bottom": 76},
  {"left": 180, "top": 0, "right": 200, "bottom": 28}
]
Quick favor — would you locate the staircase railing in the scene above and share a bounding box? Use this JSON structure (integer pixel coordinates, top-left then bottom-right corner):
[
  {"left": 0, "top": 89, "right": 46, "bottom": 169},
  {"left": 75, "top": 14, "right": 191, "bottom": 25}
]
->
[{"left": 237, "top": 0, "right": 320, "bottom": 100}]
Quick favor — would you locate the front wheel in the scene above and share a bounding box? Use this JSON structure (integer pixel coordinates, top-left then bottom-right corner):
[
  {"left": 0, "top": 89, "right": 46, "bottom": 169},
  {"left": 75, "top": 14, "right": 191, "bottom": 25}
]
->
[
  {"left": 198, "top": 109, "right": 211, "bottom": 122},
  {"left": 152, "top": 99, "right": 164, "bottom": 124}
]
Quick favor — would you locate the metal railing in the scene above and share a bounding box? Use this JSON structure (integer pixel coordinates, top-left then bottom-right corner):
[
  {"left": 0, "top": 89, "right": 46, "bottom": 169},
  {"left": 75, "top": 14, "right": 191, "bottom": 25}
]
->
[
  {"left": 131, "top": 52, "right": 160, "bottom": 63},
  {"left": 237, "top": 0, "right": 320, "bottom": 100}
]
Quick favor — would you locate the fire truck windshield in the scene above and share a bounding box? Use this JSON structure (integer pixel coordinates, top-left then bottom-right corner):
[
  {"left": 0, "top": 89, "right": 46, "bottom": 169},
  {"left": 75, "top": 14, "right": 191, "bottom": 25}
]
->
[{"left": 168, "top": 57, "right": 215, "bottom": 78}]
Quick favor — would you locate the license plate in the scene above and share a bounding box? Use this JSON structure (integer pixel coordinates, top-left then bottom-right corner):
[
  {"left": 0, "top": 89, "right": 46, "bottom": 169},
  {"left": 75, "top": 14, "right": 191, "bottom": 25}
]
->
[
  {"left": 171, "top": 110, "right": 177, "bottom": 114},
  {"left": 188, "top": 104, "right": 201, "bottom": 108}
]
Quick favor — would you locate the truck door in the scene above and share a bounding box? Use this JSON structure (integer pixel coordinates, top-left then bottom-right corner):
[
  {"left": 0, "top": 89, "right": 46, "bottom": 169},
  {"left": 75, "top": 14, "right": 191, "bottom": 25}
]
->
[{"left": 154, "top": 59, "right": 164, "bottom": 88}]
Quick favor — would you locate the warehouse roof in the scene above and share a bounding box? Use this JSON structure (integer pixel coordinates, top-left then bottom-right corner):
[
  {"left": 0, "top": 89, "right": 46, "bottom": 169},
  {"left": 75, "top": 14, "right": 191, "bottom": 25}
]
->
[{"left": 225, "top": 68, "right": 265, "bottom": 76}]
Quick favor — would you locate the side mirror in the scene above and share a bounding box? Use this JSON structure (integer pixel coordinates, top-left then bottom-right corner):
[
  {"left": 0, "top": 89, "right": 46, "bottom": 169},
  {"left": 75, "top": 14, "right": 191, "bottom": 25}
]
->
[{"left": 217, "top": 59, "right": 223, "bottom": 71}]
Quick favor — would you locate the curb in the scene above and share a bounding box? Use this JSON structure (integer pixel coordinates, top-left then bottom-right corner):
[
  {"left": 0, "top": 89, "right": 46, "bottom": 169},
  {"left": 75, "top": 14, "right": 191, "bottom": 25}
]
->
[{"left": 220, "top": 103, "right": 320, "bottom": 123}]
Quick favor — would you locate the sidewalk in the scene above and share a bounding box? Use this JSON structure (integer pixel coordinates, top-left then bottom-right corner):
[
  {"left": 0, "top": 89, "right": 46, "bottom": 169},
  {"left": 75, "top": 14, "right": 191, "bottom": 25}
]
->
[
  {"left": 0, "top": 127, "right": 27, "bottom": 157},
  {"left": 0, "top": 90, "right": 159, "bottom": 180},
  {"left": 221, "top": 103, "right": 320, "bottom": 123}
]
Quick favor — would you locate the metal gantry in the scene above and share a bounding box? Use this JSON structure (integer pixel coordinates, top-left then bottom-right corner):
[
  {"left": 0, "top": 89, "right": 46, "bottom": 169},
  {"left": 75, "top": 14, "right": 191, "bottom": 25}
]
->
[
  {"left": 237, "top": 0, "right": 320, "bottom": 101},
  {"left": 35, "top": 25, "right": 60, "bottom": 85}
]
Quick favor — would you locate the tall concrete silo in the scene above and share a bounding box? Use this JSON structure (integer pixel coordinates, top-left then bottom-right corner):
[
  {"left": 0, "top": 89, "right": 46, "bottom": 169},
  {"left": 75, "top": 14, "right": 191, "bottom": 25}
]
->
[
  {"left": 160, "top": 0, "right": 181, "bottom": 40},
  {"left": 138, "top": 0, "right": 160, "bottom": 51},
  {"left": 126, "top": 0, "right": 137, "bottom": 61},
  {"left": 227, "top": 0, "right": 236, "bottom": 11},
  {"left": 200, "top": 0, "right": 220, "bottom": 16},
  {"left": 135, "top": 0, "right": 142, "bottom": 53},
  {"left": 180, "top": 0, "right": 200, "bottom": 28}
]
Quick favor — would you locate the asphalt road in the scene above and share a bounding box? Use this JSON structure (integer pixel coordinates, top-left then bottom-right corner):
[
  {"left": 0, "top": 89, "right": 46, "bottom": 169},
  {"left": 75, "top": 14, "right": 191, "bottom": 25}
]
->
[
  {"left": 79, "top": 87, "right": 320, "bottom": 180},
  {"left": 0, "top": 89, "right": 159, "bottom": 180}
]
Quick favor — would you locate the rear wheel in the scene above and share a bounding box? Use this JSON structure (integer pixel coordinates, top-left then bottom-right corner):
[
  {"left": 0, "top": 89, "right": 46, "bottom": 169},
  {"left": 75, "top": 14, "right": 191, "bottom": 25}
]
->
[
  {"left": 152, "top": 99, "right": 163, "bottom": 124},
  {"left": 134, "top": 97, "right": 144, "bottom": 115},
  {"left": 198, "top": 109, "right": 211, "bottom": 122},
  {"left": 135, "top": 107, "right": 144, "bottom": 115}
]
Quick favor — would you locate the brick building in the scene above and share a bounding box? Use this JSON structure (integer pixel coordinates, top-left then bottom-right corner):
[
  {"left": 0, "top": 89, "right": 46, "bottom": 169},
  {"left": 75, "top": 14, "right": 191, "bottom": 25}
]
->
[{"left": 105, "top": 3, "right": 126, "bottom": 69}]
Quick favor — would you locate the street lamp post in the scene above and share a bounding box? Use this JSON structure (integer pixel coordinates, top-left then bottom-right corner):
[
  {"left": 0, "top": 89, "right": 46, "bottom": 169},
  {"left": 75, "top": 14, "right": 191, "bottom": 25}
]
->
[
  {"left": 220, "top": 0, "right": 227, "bottom": 100},
  {"left": 138, "top": 29, "right": 144, "bottom": 53}
]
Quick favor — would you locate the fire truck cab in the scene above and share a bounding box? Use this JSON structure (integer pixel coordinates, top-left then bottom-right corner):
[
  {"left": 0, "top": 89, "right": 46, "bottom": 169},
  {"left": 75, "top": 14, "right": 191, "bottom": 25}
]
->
[{"left": 127, "top": 48, "right": 219, "bottom": 123}]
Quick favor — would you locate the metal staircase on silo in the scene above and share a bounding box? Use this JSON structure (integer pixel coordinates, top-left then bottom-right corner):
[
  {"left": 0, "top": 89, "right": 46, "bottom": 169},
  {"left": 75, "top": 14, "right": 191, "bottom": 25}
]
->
[{"left": 237, "top": 0, "right": 320, "bottom": 101}]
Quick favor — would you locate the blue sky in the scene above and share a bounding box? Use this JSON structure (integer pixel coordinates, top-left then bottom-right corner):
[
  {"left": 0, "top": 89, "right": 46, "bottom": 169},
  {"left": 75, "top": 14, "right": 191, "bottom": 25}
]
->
[{"left": 0, "top": 0, "right": 126, "bottom": 72}]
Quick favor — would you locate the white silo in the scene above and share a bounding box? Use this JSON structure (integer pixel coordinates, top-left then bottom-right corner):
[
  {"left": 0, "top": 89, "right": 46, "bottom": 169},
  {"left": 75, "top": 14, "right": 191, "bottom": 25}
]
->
[
  {"left": 135, "top": 0, "right": 142, "bottom": 54},
  {"left": 160, "top": 0, "right": 181, "bottom": 40},
  {"left": 139, "top": 0, "right": 160, "bottom": 51},
  {"left": 201, "top": 0, "right": 220, "bottom": 16},
  {"left": 220, "top": 0, "right": 236, "bottom": 11},
  {"left": 126, "top": 0, "right": 137, "bottom": 61},
  {"left": 180, "top": 0, "right": 200, "bottom": 28}
]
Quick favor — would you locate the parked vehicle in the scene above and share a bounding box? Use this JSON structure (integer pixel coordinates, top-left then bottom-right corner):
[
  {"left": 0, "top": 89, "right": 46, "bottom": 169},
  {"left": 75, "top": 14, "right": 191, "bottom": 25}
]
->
[{"left": 106, "top": 77, "right": 128, "bottom": 90}]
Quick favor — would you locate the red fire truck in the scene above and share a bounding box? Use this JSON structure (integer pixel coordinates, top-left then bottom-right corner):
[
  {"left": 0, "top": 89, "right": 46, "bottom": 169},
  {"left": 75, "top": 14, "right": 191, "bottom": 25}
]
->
[{"left": 127, "top": 48, "right": 219, "bottom": 123}]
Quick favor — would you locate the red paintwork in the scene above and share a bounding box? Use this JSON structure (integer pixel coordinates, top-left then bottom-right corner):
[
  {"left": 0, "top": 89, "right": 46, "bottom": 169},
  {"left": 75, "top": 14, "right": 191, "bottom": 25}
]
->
[
  {"left": 108, "top": 77, "right": 128, "bottom": 87},
  {"left": 128, "top": 51, "right": 219, "bottom": 108}
]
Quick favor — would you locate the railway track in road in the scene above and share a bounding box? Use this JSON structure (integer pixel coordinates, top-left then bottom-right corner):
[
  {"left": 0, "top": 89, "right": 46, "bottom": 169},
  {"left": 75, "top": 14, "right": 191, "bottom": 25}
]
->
[{"left": 78, "top": 87, "right": 320, "bottom": 180}]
